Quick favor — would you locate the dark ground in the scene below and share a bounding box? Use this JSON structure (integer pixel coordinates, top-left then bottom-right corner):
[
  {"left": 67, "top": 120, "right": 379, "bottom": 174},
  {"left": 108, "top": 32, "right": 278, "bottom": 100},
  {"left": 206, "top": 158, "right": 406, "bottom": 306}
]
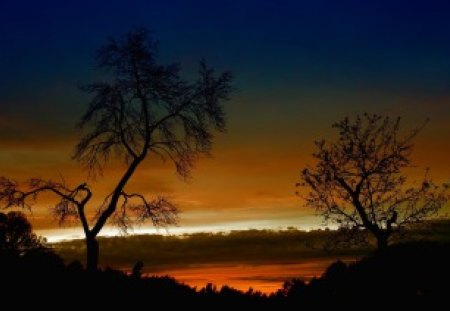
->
[{"left": 1, "top": 241, "right": 449, "bottom": 309}]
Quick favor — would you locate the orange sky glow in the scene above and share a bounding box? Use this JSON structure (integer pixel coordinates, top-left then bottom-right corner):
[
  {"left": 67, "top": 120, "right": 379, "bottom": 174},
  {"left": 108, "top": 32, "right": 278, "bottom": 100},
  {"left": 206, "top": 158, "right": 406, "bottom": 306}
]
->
[{"left": 1, "top": 91, "right": 449, "bottom": 242}]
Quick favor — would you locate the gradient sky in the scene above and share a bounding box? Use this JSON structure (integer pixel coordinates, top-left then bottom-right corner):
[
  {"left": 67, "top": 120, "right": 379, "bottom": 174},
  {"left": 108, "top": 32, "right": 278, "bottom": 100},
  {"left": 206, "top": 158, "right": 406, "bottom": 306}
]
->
[{"left": 1, "top": 0, "right": 450, "bottom": 240}]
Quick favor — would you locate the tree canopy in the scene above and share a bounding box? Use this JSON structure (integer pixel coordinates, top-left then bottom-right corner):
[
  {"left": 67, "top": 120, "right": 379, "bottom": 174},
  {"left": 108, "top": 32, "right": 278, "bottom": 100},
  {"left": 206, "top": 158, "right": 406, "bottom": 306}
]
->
[
  {"left": 299, "top": 114, "right": 448, "bottom": 249},
  {"left": 0, "top": 211, "right": 45, "bottom": 253}
]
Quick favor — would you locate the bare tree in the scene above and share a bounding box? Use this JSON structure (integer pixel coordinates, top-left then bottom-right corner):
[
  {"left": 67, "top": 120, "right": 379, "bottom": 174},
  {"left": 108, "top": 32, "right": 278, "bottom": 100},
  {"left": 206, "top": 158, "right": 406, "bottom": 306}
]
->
[
  {"left": 0, "top": 29, "right": 232, "bottom": 271},
  {"left": 298, "top": 114, "right": 448, "bottom": 250}
]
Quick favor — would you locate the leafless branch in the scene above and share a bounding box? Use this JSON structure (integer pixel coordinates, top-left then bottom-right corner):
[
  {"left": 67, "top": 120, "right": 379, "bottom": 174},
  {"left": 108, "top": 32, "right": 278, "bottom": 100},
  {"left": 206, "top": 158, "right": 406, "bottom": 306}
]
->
[{"left": 299, "top": 114, "right": 449, "bottom": 249}]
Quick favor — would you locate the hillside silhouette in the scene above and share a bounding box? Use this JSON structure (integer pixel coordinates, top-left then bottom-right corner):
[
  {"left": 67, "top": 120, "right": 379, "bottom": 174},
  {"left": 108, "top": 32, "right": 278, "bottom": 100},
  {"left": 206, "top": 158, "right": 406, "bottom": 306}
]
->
[{"left": 1, "top": 240, "right": 448, "bottom": 308}]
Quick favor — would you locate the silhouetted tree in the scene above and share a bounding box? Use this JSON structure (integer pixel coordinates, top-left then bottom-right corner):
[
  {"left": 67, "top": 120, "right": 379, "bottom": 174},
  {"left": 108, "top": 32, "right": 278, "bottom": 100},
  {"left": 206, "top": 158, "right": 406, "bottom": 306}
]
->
[
  {"left": 298, "top": 114, "right": 448, "bottom": 250},
  {"left": 0, "top": 211, "right": 45, "bottom": 254},
  {"left": 0, "top": 29, "right": 232, "bottom": 271}
]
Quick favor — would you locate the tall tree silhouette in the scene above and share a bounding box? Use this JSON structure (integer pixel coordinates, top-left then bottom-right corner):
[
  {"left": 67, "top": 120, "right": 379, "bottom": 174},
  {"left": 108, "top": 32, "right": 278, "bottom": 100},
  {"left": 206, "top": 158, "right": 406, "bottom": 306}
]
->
[
  {"left": 0, "top": 29, "right": 232, "bottom": 271},
  {"left": 298, "top": 114, "right": 448, "bottom": 250}
]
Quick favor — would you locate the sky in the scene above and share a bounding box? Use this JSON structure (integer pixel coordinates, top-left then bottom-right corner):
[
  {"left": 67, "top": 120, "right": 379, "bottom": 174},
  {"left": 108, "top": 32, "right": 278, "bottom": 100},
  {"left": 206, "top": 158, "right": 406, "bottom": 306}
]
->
[{"left": 1, "top": 0, "right": 450, "bottom": 241}]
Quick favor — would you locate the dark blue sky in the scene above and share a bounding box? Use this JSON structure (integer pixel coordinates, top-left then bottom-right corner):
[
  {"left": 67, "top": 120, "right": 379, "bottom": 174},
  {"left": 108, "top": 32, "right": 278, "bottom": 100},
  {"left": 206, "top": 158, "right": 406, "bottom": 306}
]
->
[{"left": 2, "top": 0, "right": 450, "bottom": 96}]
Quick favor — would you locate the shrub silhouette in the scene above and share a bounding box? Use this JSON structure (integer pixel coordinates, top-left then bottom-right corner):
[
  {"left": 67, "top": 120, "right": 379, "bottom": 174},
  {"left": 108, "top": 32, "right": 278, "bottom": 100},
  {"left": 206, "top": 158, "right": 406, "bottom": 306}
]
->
[{"left": 0, "top": 211, "right": 45, "bottom": 254}]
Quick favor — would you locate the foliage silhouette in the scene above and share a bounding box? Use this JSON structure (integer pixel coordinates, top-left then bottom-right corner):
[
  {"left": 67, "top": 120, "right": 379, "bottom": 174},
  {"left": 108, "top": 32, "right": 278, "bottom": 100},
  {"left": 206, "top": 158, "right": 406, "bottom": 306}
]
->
[
  {"left": 2, "top": 240, "right": 448, "bottom": 308},
  {"left": 0, "top": 28, "right": 232, "bottom": 271},
  {"left": 298, "top": 114, "right": 449, "bottom": 249},
  {"left": 278, "top": 241, "right": 450, "bottom": 308},
  {"left": 0, "top": 211, "right": 45, "bottom": 254}
]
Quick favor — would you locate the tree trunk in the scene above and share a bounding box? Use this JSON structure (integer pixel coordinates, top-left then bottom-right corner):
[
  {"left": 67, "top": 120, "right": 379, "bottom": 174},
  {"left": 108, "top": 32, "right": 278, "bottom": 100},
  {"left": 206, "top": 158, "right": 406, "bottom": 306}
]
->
[
  {"left": 376, "top": 234, "right": 388, "bottom": 251},
  {"left": 86, "top": 235, "right": 99, "bottom": 272}
]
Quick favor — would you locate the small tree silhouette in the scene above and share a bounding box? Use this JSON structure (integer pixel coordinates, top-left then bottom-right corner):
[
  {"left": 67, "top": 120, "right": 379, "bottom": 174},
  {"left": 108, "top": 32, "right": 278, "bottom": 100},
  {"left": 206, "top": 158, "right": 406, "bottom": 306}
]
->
[
  {"left": 0, "top": 28, "right": 232, "bottom": 271},
  {"left": 298, "top": 114, "right": 448, "bottom": 250},
  {"left": 0, "top": 211, "right": 45, "bottom": 254}
]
